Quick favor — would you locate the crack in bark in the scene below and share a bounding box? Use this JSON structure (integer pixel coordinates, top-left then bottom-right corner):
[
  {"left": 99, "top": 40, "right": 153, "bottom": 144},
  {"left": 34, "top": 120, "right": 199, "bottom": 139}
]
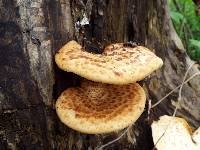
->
[{"left": 0, "top": 102, "right": 53, "bottom": 115}]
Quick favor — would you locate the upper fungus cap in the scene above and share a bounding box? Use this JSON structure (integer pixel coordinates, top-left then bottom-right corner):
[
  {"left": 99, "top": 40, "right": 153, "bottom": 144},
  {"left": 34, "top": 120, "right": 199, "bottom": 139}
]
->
[
  {"left": 55, "top": 40, "right": 163, "bottom": 84},
  {"left": 56, "top": 80, "right": 146, "bottom": 134}
]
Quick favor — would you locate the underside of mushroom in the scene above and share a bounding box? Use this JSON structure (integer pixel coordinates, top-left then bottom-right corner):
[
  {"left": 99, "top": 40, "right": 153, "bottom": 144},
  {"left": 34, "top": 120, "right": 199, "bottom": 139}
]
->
[{"left": 152, "top": 115, "right": 200, "bottom": 150}]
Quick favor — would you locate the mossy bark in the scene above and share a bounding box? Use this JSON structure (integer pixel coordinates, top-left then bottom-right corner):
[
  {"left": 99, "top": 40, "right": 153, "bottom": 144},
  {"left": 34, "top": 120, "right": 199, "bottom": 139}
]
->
[{"left": 0, "top": 0, "right": 199, "bottom": 149}]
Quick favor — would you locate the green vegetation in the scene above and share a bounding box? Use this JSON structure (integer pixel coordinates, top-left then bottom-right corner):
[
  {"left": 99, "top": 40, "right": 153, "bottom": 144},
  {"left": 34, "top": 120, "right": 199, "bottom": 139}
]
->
[{"left": 169, "top": 0, "right": 200, "bottom": 61}]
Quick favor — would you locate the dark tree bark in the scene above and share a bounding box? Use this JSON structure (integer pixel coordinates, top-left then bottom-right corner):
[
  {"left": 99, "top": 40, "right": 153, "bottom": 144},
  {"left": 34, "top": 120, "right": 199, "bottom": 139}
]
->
[{"left": 0, "top": 0, "right": 199, "bottom": 149}]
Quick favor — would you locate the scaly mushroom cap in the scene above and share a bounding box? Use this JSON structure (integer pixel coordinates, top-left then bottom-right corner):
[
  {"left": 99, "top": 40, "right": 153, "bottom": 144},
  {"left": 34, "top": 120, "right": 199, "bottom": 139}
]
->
[
  {"left": 55, "top": 40, "right": 163, "bottom": 84},
  {"left": 56, "top": 80, "right": 146, "bottom": 134}
]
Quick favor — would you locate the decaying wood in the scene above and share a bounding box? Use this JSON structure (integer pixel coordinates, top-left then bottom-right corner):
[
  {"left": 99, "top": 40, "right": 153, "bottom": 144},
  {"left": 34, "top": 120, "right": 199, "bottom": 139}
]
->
[{"left": 0, "top": 0, "right": 199, "bottom": 149}]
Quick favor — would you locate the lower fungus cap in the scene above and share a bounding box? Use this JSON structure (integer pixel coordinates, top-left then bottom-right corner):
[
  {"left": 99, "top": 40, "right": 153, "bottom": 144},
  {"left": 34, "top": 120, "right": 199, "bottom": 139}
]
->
[{"left": 56, "top": 80, "right": 146, "bottom": 134}]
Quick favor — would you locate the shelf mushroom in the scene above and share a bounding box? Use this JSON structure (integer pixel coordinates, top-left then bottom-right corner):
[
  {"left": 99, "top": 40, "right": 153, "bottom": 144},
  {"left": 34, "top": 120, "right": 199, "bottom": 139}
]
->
[
  {"left": 55, "top": 40, "right": 163, "bottom": 84},
  {"left": 55, "top": 40, "right": 163, "bottom": 134},
  {"left": 56, "top": 80, "right": 146, "bottom": 134}
]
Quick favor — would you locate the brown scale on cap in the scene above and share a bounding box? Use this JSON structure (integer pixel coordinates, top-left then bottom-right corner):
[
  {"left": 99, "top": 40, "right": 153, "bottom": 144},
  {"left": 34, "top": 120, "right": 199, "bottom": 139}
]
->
[
  {"left": 56, "top": 80, "right": 146, "bottom": 134},
  {"left": 55, "top": 40, "right": 163, "bottom": 85}
]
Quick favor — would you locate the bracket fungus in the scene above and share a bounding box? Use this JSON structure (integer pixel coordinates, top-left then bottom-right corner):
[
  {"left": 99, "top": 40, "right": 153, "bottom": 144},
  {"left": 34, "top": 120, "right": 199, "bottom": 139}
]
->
[
  {"left": 55, "top": 40, "right": 163, "bottom": 134},
  {"left": 55, "top": 40, "right": 163, "bottom": 84},
  {"left": 56, "top": 80, "right": 146, "bottom": 134}
]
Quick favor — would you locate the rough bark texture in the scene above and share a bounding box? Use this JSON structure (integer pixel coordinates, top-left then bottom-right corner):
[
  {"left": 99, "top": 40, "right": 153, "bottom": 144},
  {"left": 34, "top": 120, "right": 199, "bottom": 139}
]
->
[{"left": 0, "top": 0, "right": 199, "bottom": 149}]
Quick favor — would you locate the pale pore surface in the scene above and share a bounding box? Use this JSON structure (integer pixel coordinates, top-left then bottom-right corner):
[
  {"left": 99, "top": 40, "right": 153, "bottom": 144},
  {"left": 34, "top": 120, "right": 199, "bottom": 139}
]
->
[
  {"left": 152, "top": 115, "right": 199, "bottom": 150},
  {"left": 56, "top": 81, "right": 146, "bottom": 134},
  {"left": 55, "top": 40, "right": 163, "bottom": 84},
  {"left": 193, "top": 127, "right": 200, "bottom": 149}
]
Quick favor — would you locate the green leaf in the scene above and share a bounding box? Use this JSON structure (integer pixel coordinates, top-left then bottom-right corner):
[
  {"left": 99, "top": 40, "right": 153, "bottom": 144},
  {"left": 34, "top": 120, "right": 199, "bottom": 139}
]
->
[
  {"left": 189, "top": 39, "right": 200, "bottom": 48},
  {"left": 170, "top": 11, "right": 184, "bottom": 24},
  {"left": 188, "top": 39, "right": 200, "bottom": 61},
  {"left": 190, "top": 49, "right": 200, "bottom": 61}
]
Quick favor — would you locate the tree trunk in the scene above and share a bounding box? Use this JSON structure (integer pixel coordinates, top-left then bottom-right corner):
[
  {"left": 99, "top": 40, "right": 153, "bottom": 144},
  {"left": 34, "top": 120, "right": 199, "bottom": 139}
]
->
[{"left": 0, "top": 0, "right": 199, "bottom": 149}]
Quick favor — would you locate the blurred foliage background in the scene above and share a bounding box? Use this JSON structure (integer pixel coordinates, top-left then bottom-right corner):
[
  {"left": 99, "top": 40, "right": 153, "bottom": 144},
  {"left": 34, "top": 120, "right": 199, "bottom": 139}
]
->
[{"left": 169, "top": 0, "right": 200, "bottom": 61}]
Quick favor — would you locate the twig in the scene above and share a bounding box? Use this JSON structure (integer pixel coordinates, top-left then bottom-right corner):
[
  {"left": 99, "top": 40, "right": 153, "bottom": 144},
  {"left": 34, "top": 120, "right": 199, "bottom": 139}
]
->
[
  {"left": 151, "top": 71, "right": 199, "bottom": 108},
  {"left": 147, "top": 99, "right": 152, "bottom": 121},
  {"left": 152, "top": 124, "right": 170, "bottom": 150},
  {"left": 96, "top": 63, "right": 199, "bottom": 150},
  {"left": 173, "top": 62, "right": 195, "bottom": 116},
  {"left": 96, "top": 125, "right": 132, "bottom": 150},
  {"left": 152, "top": 62, "right": 197, "bottom": 149}
]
